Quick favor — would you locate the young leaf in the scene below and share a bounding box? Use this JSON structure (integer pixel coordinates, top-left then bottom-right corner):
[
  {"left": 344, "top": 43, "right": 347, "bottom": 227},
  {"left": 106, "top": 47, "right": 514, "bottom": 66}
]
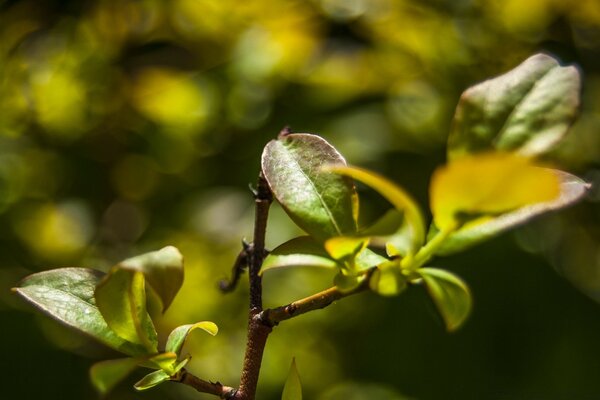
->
[
  {"left": 134, "top": 369, "right": 171, "bottom": 391},
  {"left": 262, "top": 133, "right": 358, "bottom": 241},
  {"left": 95, "top": 269, "right": 158, "bottom": 353},
  {"left": 430, "top": 152, "right": 560, "bottom": 231},
  {"left": 354, "top": 247, "right": 388, "bottom": 271},
  {"left": 13, "top": 268, "right": 147, "bottom": 356},
  {"left": 90, "top": 357, "right": 140, "bottom": 394},
  {"left": 419, "top": 268, "right": 472, "bottom": 331},
  {"left": 139, "top": 352, "right": 179, "bottom": 374},
  {"left": 165, "top": 321, "right": 218, "bottom": 357},
  {"left": 261, "top": 236, "right": 338, "bottom": 274},
  {"left": 432, "top": 170, "right": 590, "bottom": 255},
  {"left": 116, "top": 246, "right": 184, "bottom": 312},
  {"left": 448, "top": 53, "right": 581, "bottom": 159},
  {"left": 324, "top": 237, "right": 368, "bottom": 261},
  {"left": 282, "top": 358, "right": 302, "bottom": 400},
  {"left": 327, "top": 165, "right": 425, "bottom": 254},
  {"left": 369, "top": 262, "right": 407, "bottom": 296}
]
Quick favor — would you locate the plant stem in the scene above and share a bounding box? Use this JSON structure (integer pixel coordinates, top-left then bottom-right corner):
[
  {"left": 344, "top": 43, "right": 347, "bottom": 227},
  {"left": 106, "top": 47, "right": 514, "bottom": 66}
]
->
[
  {"left": 235, "top": 172, "right": 273, "bottom": 400},
  {"left": 177, "top": 369, "right": 237, "bottom": 398}
]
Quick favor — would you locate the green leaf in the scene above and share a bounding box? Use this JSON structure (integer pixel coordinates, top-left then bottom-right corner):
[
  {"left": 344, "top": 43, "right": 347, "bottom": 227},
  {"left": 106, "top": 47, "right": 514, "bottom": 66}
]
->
[
  {"left": 328, "top": 165, "right": 425, "bottom": 254},
  {"left": 419, "top": 268, "right": 472, "bottom": 332},
  {"left": 369, "top": 262, "right": 407, "bottom": 296},
  {"left": 134, "top": 369, "right": 171, "bottom": 391},
  {"left": 165, "top": 321, "right": 218, "bottom": 357},
  {"left": 433, "top": 170, "right": 590, "bottom": 255},
  {"left": 95, "top": 268, "right": 158, "bottom": 353},
  {"left": 334, "top": 272, "right": 362, "bottom": 293},
  {"left": 282, "top": 358, "right": 302, "bottom": 400},
  {"left": 261, "top": 236, "right": 338, "bottom": 274},
  {"left": 430, "top": 152, "right": 561, "bottom": 231},
  {"left": 90, "top": 357, "right": 140, "bottom": 394},
  {"left": 116, "top": 246, "right": 184, "bottom": 312},
  {"left": 448, "top": 53, "right": 581, "bottom": 160},
  {"left": 13, "top": 268, "right": 146, "bottom": 356},
  {"left": 354, "top": 247, "right": 388, "bottom": 271},
  {"left": 139, "top": 352, "right": 179, "bottom": 374},
  {"left": 262, "top": 133, "right": 358, "bottom": 241},
  {"left": 324, "top": 237, "right": 368, "bottom": 261}
]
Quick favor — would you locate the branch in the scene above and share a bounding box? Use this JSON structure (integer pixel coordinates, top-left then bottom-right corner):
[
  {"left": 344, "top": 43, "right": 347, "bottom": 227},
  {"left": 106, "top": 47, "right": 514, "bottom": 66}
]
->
[
  {"left": 219, "top": 241, "right": 251, "bottom": 293},
  {"left": 177, "top": 369, "right": 237, "bottom": 399},
  {"left": 261, "top": 270, "right": 374, "bottom": 326}
]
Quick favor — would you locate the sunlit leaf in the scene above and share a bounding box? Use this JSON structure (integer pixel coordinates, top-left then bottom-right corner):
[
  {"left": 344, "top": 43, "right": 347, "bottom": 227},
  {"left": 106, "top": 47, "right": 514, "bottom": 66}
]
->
[
  {"left": 324, "top": 237, "right": 368, "bottom": 261},
  {"left": 116, "top": 246, "right": 184, "bottom": 312},
  {"left": 334, "top": 272, "right": 362, "bottom": 293},
  {"left": 433, "top": 170, "right": 590, "bottom": 255},
  {"left": 282, "top": 358, "right": 302, "bottom": 400},
  {"left": 13, "top": 268, "right": 146, "bottom": 356},
  {"left": 448, "top": 53, "right": 581, "bottom": 159},
  {"left": 328, "top": 166, "right": 425, "bottom": 255},
  {"left": 262, "top": 133, "right": 358, "bottom": 241},
  {"left": 139, "top": 352, "right": 178, "bottom": 374},
  {"left": 261, "top": 236, "right": 338, "bottom": 274},
  {"left": 134, "top": 369, "right": 171, "bottom": 391},
  {"left": 430, "top": 152, "right": 560, "bottom": 231},
  {"left": 369, "top": 262, "right": 407, "bottom": 296},
  {"left": 354, "top": 248, "right": 388, "bottom": 271},
  {"left": 90, "top": 357, "right": 139, "bottom": 394},
  {"left": 419, "top": 268, "right": 472, "bottom": 331},
  {"left": 95, "top": 269, "right": 158, "bottom": 353},
  {"left": 165, "top": 321, "right": 218, "bottom": 357}
]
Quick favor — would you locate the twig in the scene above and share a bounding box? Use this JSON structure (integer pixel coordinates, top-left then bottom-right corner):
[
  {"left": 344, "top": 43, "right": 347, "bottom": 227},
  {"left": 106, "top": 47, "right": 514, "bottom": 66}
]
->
[
  {"left": 219, "top": 240, "right": 251, "bottom": 293},
  {"left": 177, "top": 369, "right": 237, "bottom": 399}
]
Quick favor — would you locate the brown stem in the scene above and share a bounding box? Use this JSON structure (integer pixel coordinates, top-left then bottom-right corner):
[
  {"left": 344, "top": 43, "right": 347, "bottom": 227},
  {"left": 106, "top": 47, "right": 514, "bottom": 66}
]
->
[
  {"left": 261, "top": 271, "right": 373, "bottom": 326},
  {"left": 235, "top": 172, "right": 273, "bottom": 400},
  {"left": 177, "top": 369, "right": 237, "bottom": 399}
]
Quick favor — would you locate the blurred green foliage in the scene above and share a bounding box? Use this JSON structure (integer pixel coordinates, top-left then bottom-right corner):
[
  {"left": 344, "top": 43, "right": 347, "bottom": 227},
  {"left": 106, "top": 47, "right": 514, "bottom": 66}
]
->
[{"left": 1, "top": 0, "right": 599, "bottom": 399}]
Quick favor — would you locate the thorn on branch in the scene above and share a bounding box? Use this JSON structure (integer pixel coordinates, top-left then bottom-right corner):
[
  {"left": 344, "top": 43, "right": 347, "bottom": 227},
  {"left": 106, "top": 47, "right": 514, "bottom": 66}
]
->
[{"left": 219, "top": 242, "right": 251, "bottom": 293}]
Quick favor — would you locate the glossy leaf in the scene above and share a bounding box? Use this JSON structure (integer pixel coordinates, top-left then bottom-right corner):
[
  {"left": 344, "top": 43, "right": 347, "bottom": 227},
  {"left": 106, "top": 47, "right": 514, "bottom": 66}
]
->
[
  {"left": 13, "top": 268, "right": 146, "bottom": 356},
  {"left": 90, "top": 357, "right": 139, "bottom": 394},
  {"left": 419, "top": 268, "right": 472, "bottom": 331},
  {"left": 324, "top": 237, "right": 368, "bottom": 261},
  {"left": 261, "top": 236, "right": 338, "bottom": 274},
  {"left": 328, "top": 165, "right": 425, "bottom": 254},
  {"left": 430, "top": 152, "right": 560, "bottom": 231},
  {"left": 369, "top": 262, "right": 407, "bottom": 296},
  {"left": 282, "top": 358, "right": 302, "bottom": 400},
  {"left": 95, "top": 268, "right": 158, "bottom": 353},
  {"left": 448, "top": 53, "right": 581, "bottom": 159},
  {"left": 433, "top": 170, "right": 590, "bottom": 255},
  {"left": 116, "top": 246, "right": 184, "bottom": 312},
  {"left": 262, "top": 133, "right": 358, "bottom": 240},
  {"left": 354, "top": 247, "right": 388, "bottom": 271},
  {"left": 139, "top": 352, "right": 178, "bottom": 374},
  {"left": 165, "top": 321, "right": 218, "bottom": 357},
  {"left": 134, "top": 369, "right": 170, "bottom": 391}
]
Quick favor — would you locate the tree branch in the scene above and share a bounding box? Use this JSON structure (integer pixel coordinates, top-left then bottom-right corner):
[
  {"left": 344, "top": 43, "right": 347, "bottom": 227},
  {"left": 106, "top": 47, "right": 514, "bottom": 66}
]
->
[
  {"left": 177, "top": 369, "right": 237, "bottom": 399},
  {"left": 261, "top": 270, "right": 374, "bottom": 326}
]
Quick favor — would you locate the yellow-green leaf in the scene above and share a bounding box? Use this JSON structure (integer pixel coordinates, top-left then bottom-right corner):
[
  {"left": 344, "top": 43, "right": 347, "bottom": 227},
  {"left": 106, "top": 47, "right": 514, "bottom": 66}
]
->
[
  {"left": 116, "top": 246, "right": 184, "bottom": 312},
  {"left": 419, "top": 268, "right": 472, "bottom": 332},
  {"left": 282, "top": 358, "right": 302, "bottom": 400},
  {"left": 95, "top": 269, "right": 158, "bottom": 353},
  {"left": 430, "top": 152, "right": 560, "bottom": 231},
  {"left": 261, "top": 236, "right": 338, "bottom": 274},
  {"left": 328, "top": 166, "right": 425, "bottom": 255},
  {"left": 165, "top": 321, "right": 218, "bottom": 357},
  {"left": 90, "top": 357, "right": 140, "bottom": 394},
  {"left": 369, "top": 262, "right": 407, "bottom": 296},
  {"left": 324, "top": 237, "right": 368, "bottom": 261},
  {"left": 134, "top": 369, "right": 170, "bottom": 391}
]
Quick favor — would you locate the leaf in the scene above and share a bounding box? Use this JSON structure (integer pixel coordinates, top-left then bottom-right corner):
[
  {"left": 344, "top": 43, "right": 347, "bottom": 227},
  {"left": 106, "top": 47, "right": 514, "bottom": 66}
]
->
[
  {"left": 448, "top": 53, "right": 581, "bottom": 160},
  {"left": 324, "top": 237, "right": 368, "bottom": 261},
  {"left": 134, "top": 369, "right": 171, "bottom": 391},
  {"left": 327, "top": 165, "right": 425, "bottom": 254},
  {"left": 430, "top": 152, "right": 561, "bottom": 231},
  {"left": 165, "top": 321, "right": 219, "bottom": 357},
  {"left": 261, "top": 236, "right": 338, "bottom": 274},
  {"left": 419, "top": 268, "right": 472, "bottom": 332},
  {"left": 433, "top": 170, "right": 590, "bottom": 255},
  {"left": 90, "top": 357, "right": 140, "bottom": 394},
  {"left": 95, "top": 268, "right": 158, "bottom": 353},
  {"left": 354, "top": 247, "right": 388, "bottom": 271},
  {"left": 262, "top": 133, "right": 358, "bottom": 241},
  {"left": 282, "top": 358, "right": 302, "bottom": 400},
  {"left": 116, "top": 246, "right": 184, "bottom": 312},
  {"left": 13, "top": 268, "right": 146, "bottom": 356},
  {"left": 369, "top": 262, "right": 407, "bottom": 296},
  {"left": 139, "top": 352, "right": 179, "bottom": 374},
  {"left": 334, "top": 272, "right": 362, "bottom": 293}
]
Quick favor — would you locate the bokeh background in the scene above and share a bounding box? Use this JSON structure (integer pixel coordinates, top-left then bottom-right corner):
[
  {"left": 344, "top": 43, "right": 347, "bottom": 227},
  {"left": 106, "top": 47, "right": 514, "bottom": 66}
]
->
[{"left": 1, "top": 0, "right": 600, "bottom": 399}]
